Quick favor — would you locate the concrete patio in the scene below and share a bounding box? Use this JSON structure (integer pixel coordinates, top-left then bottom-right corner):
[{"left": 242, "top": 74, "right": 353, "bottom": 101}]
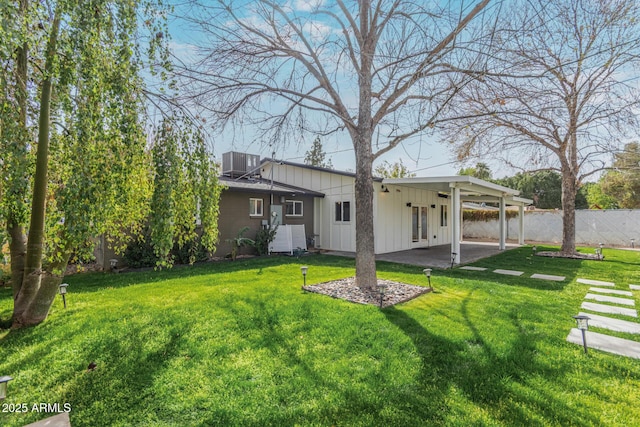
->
[{"left": 325, "top": 241, "right": 520, "bottom": 269}]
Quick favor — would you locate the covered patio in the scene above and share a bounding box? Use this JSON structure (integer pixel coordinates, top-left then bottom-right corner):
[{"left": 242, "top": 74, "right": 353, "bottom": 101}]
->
[
  {"left": 326, "top": 241, "right": 521, "bottom": 269},
  {"left": 382, "top": 176, "right": 532, "bottom": 265}
]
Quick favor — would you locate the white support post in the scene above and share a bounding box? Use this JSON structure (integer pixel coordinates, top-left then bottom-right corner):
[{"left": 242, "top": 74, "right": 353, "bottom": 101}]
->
[
  {"left": 451, "top": 186, "right": 461, "bottom": 264},
  {"left": 518, "top": 204, "right": 525, "bottom": 245},
  {"left": 499, "top": 196, "right": 506, "bottom": 250}
]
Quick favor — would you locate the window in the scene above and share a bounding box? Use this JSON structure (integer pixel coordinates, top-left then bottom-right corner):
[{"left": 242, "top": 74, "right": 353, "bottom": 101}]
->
[
  {"left": 285, "top": 200, "right": 303, "bottom": 216},
  {"left": 249, "top": 198, "right": 263, "bottom": 217},
  {"left": 335, "top": 201, "right": 351, "bottom": 222},
  {"left": 440, "top": 205, "right": 448, "bottom": 226}
]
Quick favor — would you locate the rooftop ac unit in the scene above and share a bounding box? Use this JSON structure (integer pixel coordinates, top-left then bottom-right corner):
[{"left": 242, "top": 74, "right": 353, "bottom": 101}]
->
[{"left": 222, "top": 151, "right": 260, "bottom": 178}]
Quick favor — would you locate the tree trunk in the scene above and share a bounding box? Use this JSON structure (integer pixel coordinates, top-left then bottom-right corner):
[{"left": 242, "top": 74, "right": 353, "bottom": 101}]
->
[
  {"left": 353, "top": 135, "right": 377, "bottom": 291},
  {"left": 560, "top": 163, "right": 577, "bottom": 255},
  {"left": 12, "top": 10, "right": 61, "bottom": 327}
]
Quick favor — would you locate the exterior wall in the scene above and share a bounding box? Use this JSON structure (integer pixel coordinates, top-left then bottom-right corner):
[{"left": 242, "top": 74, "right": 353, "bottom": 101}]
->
[
  {"left": 263, "top": 162, "right": 452, "bottom": 254},
  {"left": 216, "top": 190, "right": 315, "bottom": 256},
  {"left": 463, "top": 209, "right": 640, "bottom": 247},
  {"left": 374, "top": 183, "right": 451, "bottom": 254}
]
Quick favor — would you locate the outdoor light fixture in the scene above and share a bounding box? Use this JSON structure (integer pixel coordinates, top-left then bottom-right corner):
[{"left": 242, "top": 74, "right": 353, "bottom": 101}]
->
[
  {"left": 631, "top": 238, "right": 635, "bottom": 249},
  {"left": 532, "top": 246, "right": 537, "bottom": 256},
  {"left": 450, "top": 252, "right": 457, "bottom": 269},
  {"left": 423, "top": 268, "right": 432, "bottom": 289},
  {"left": 300, "top": 266, "right": 308, "bottom": 287},
  {"left": 59, "top": 283, "right": 69, "bottom": 309},
  {"left": 0, "top": 376, "right": 13, "bottom": 400},
  {"left": 599, "top": 242, "right": 604, "bottom": 258},
  {"left": 109, "top": 258, "right": 118, "bottom": 270},
  {"left": 573, "top": 314, "right": 590, "bottom": 354},
  {"left": 377, "top": 283, "right": 387, "bottom": 308},
  {"left": 595, "top": 248, "right": 602, "bottom": 260}
]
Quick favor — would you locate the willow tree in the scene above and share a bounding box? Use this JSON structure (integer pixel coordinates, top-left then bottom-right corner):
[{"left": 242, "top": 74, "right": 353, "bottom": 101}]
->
[
  {"left": 175, "top": 0, "right": 494, "bottom": 290},
  {"left": 444, "top": 0, "right": 640, "bottom": 255},
  {"left": 0, "top": 0, "right": 220, "bottom": 328}
]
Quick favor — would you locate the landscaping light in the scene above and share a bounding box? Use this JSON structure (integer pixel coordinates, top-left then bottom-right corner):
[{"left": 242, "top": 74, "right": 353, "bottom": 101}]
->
[
  {"left": 59, "top": 283, "right": 69, "bottom": 309},
  {"left": 599, "top": 242, "right": 604, "bottom": 258},
  {"left": 423, "top": 268, "right": 432, "bottom": 289},
  {"left": 532, "top": 246, "right": 537, "bottom": 255},
  {"left": 377, "top": 283, "right": 387, "bottom": 308},
  {"left": 631, "top": 238, "right": 635, "bottom": 249},
  {"left": 573, "top": 314, "right": 590, "bottom": 355},
  {"left": 300, "top": 266, "right": 308, "bottom": 287},
  {"left": 450, "top": 252, "right": 457, "bottom": 269},
  {"left": 0, "top": 376, "right": 12, "bottom": 400},
  {"left": 109, "top": 258, "right": 118, "bottom": 270},
  {"left": 595, "top": 248, "right": 602, "bottom": 260}
]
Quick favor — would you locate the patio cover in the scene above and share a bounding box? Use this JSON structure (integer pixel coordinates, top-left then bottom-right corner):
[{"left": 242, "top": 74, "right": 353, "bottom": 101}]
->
[{"left": 382, "top": 176, "right": 533, "bottom": 265}]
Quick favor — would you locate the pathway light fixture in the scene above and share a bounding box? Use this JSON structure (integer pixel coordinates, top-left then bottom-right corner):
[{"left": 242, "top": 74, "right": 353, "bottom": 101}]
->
[
  {"left": 599, "top": 242, "right": 604, "bottom": 258},
  {"left": 109, "top": 258, "right": 118, "bottom": 271},
  {"left": 423, "top": 268, "right": 432, "bottom": 289},
  {"left": 59, "top": 283, "right": 69, "bottom": 309},
  {"left": 0, "top": 376, "right": 13, "bottom": 400},
  {"left": 450, "top": 252, "right": 457, "bottom": 269},
  {"left": 377, "top": 283, "right": 387, "bottom": 308},
  {"left": 631, "top": 238, "right": 635, "bottom": 249},
  {"left": 573, "top": 314, "right": 590, "bottom": 355},
  {"left": 300, "top": 266, "right": 308, "bottom": 287},
  {"left": 532, "top": 246, "right": 537, "bottom": 256}
]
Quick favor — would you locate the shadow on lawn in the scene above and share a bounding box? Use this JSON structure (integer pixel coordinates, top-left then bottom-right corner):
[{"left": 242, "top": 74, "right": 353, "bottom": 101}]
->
[{"left": 382, "top": 298, "right": 601, "bottom": 426}]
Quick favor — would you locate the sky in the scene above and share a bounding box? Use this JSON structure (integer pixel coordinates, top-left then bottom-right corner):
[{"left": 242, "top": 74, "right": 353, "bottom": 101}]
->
[{"left": 159, "top": 0, "right": 514, "bottom": 179}]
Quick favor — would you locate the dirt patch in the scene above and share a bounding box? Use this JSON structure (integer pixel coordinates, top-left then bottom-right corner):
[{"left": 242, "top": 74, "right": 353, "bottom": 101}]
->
[{"left": 303, "top": 277, "right": 431, "bottom": 308}]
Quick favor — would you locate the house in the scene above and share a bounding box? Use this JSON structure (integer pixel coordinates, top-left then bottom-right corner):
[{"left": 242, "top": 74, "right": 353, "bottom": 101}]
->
[{"left": 257, "top": 156, "right": 532, "bottom": 264}]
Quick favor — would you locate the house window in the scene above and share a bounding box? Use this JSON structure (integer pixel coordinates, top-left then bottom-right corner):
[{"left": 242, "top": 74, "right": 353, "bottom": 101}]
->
[
  {"left": 440, "top": 205, "right": 448, "bottom": 226},
  {"left": 335, "top": 201, "right": 351, "bottom": 222},
  {"left": 285, "top": 200, "right": 303, "bottom": 216},
  {"left": 249, "top": 198, "right": 263, "bottom": 217}
]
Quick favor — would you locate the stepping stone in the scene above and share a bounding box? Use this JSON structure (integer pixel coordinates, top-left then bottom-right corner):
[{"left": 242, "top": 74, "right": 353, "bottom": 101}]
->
[
  {"left": 460, "top": 266, "right": 488, "bottom": 271},
  {"left": 584, "top": 293, "right": 635, "bottom": 306},
  {"left": 493, "top": 269, "right": 524, "bottom": 276},
  {"left": 578, "top": 312, "right": 640, "bottom": 334},
  {"left": 630, "top": 284, "right": 640, "bottom": 291},
  {"left": 24, "top": 412, "right": 71, "bottom": 427},
  {"left": 589, "top": 287, "right": 633, "bottom": 296},
  {"left": 567, "top": 328, "right": 640, "bottom": 359},
  {"left": 531, "top": 273, "right": 565, "bottom": 281},
  {"left": 581, "top": 301, "right": 638, "bottom": 317},
  {"left": 577, "top": 278, "right": 615, "bottom": 287}
]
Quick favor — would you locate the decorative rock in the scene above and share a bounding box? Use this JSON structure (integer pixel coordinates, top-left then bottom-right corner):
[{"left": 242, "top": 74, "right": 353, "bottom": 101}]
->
[{"left": 303, "top": 277, "right": 431, "bottom": 308}]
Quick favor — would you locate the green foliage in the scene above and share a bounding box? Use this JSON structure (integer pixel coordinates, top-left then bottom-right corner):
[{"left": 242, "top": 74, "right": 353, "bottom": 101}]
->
[
  {"left": 463, "top": 209, "right": 519, "bottom": 222},
  {"left": 374, "top": 159, "right": 416, "bottom": 178},
  {"left": 458, "top": 162, "right": 492, "bottom": 180},
  {"left": 123, "top": 228, "right": 210, "bottom": 268},
  {"left": 253, "top": 225, "right": 278, "bottom": 256},
  {"left": 225, "top": 226, "right": 255, "bottom": 261},
  {"left": 304, "top": 136, "right": 333, "bottom": 168},
  {"left": 595, "top": 142, "right": 640, "bottom": 209},
  {"left": 149, "top": 113, "right": 223, "bottom": 268},
  {"left": 1, "top": 250, "right": 639, "bottom": 426}
]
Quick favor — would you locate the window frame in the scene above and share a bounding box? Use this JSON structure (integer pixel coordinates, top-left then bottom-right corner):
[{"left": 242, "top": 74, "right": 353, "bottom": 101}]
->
[
  {"left": 249, "top": 198, "right": 264, "bottom": 217},
  {"left": 335, "top": 201, "right": 351, "bottom": 223},
  {"left": 285, "top": 199, "right": 303, "bottom": 217},
  {"left": 440, "top": 204, "right": 448, "bottom": 227}
]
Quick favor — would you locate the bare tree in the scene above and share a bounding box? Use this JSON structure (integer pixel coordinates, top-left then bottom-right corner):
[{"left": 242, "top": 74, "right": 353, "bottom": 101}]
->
[
  {"left": 174, "top": 0, "right": 493, "bottom": 289},
  {"left": 444, "top": 0, "right": 640, "bottom": 255}
]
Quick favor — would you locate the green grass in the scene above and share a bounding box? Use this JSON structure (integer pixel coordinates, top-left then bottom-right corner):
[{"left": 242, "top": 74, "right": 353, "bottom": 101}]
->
[{"left": 1, "top": 248, "right": 639, "bottom": 426}]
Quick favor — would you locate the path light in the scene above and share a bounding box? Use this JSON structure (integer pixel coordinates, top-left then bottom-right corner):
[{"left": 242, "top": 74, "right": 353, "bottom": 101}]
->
[
  {"left": 573, "top": 314, "right": 590, "bottom": 355},
  {"left": 0, "top": 376, "right": 13, "bottom": 400},
  {"left": 595, "top": 248, "right": 602, "bottom": 260},
  {"left": 423, "top": 268, "right": 432, "bottom": 289},
  {"left": 59, "top": 283, "right": 69, "bottom": 309},
  {"left": 599, "top": 242, "right": 604, "bottom": 258},
  {"left": 631, "top": 238, "right": 635, "bottom": 249},
  {"left": 377, "top": 283, "right": 387, "bottom": 308},
  {"left": 300, "top": 266, "right": 308, "bottom": 287},
  {"left": 532, "top": 246, "right": 537, "bottom": 256},
  {"left": 109, "top": 258, "right": 118, "bottom": 271},
  {"left": 450, "top": 252, "right": 457, "bottom": 269}
]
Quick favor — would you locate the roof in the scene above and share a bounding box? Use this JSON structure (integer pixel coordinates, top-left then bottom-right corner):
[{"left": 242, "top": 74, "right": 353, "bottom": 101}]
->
[
  {"left": 383, "top": 176, "right": 533, "bottom": 206},
  {"left": 261, "top": 158, "right": 384, "bottom": 182},
  {"left": 219, "top": 175, "right": 325, "bottom": 198}
]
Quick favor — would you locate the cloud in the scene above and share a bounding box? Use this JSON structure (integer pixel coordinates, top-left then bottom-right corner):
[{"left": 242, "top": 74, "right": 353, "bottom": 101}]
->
[{"left": 294, "top": 0, "right": 324, "bottom": 12}]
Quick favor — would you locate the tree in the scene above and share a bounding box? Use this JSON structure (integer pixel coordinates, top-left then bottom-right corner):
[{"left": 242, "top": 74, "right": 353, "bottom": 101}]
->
[
  {"left": 444, "top": 0, "right": 640, "bottom": 255},
  {"left": 374, "top": 159, "right": 416, "bottom": 178},
  {"left": 304, "top": 136, "right": 333, "bottom": 168},
  {"left": 0, "top": 1, "right": 220, "bottom": 328},
  {"left": 597, "top": 142, "right": 640, "bottom": 208},
  {"left": 175, "top": 0, "right": 492, "bottom": 290},
  {"left": 458, "top": 162, "right": 492, "bottom": 180}
]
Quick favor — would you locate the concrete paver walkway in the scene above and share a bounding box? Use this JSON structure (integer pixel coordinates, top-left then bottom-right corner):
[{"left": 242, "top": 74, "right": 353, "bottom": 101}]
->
[
  {"left": 584, "top": 293, "right": 635, "bottom": 306},
  {"left": 567, "top": 328, "right": 640, "bottom": 359},
  {"left": 493, "top": 269, "right": 524, "bottom": 276},
  {"left": 630, "top": 284, "right": 640, "bottom": 291},
  {"left": 589, "top": 287, "right": 633, "bottom": 296},
  {"left": 531, "top": 273, "right": 565, "bottom": 281},
  {"left": 580, "top": 301, "right": 638, "bottom": 317},
  {"left": 577, "top": 278, "right": 615, "bottom": 287},
  {"left": 578, "top": 312, "right": 640, "bottom": 334},
  {"left": 24, "top": 413, "right": 71, "bottom": 427}
]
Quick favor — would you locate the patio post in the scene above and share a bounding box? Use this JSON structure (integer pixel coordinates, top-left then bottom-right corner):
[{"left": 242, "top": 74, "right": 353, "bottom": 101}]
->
[
  {"left": 499, "top": 196, "right": 506, "bottom": 250},
  {"left": 518, "top": 204, "right": 525, "bottom": 245},
  {"left": 451, "top": 185, "right": 461, "bottom": 265}
]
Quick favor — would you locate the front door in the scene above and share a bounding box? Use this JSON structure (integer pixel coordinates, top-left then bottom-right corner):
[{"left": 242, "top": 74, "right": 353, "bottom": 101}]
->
[{"left": 411, "top": 206, "right": 429, "bottom": 247}]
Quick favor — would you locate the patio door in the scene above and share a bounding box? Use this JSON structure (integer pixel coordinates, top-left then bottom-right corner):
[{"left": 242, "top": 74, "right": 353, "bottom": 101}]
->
[{"left": 411, "top": 206, "right": 429, "bottom": 247}]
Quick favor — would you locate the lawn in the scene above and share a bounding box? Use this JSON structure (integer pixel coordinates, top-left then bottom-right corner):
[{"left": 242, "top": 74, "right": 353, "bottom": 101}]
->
[{"left": 1, "top": 247, "right": 639, "bottom": 426}]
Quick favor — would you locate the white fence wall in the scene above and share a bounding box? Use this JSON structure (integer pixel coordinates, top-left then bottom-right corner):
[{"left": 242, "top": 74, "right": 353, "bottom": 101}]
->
[{"left": 463, "top": 210, "right": 640, "bottom": 247}]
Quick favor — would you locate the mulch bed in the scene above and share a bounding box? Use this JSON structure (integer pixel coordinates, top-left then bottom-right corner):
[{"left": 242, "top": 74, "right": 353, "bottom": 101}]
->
[{"left": 303, "top": 277, "right": 432, "bottom": 308}]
